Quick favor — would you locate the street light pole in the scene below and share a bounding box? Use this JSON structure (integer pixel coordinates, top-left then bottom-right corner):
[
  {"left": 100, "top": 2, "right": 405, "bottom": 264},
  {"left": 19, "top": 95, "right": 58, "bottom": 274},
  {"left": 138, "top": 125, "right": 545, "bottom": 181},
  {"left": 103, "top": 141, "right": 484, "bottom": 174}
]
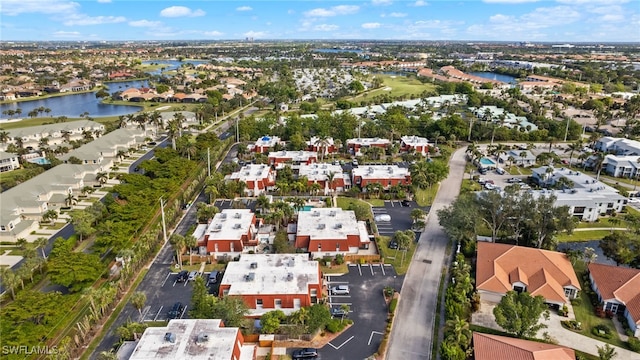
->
[{"left": 160, "top": 197, "right": 167, "bottom": 244}]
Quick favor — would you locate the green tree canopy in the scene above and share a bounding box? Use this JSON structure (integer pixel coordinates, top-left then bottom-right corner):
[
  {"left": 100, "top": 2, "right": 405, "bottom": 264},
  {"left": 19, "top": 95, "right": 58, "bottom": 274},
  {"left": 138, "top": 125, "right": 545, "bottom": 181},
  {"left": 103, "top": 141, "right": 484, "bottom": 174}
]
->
[{"left": 493, "top": 291, "right": 550, "bottom": 338}]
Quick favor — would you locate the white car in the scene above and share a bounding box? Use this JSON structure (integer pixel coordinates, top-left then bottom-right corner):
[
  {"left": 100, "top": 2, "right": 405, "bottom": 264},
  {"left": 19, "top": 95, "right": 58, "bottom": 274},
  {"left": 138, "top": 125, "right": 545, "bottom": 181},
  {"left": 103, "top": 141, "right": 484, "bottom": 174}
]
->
[
  {"left": 628, "top": 198, "right": 640, "bottom": 204},
  {"left": 331, "top": 285, "right": 350, "bottom": 295},
  {"left": 374, "top": 214, "right": 391, "bottom": 222}
]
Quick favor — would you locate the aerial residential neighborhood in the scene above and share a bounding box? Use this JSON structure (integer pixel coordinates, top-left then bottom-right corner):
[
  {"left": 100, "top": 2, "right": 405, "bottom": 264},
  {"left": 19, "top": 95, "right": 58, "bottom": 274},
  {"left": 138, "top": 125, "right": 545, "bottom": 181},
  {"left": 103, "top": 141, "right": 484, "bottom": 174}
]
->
[{"left": 1, "top": 6, "right": 639, "bottom": 360}]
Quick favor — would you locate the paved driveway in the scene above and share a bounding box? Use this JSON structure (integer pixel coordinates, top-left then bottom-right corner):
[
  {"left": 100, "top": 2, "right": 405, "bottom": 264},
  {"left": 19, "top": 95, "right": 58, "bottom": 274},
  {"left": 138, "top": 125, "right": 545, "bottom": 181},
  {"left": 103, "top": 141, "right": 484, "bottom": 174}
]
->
[
  {"left": 372, "top": 200, "right": 428, "bottom": 237},
  {"left": 386, "top": 147, "right": 467, "bottom": 359},
  {"left": 318, "top": 264, "right": 403, "bottom": 360}
]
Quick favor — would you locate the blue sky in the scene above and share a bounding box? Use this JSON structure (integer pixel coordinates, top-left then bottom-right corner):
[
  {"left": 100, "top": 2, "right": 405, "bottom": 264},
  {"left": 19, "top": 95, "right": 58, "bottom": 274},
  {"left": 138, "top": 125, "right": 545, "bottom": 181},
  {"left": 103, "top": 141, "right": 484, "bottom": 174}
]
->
[{"left": 1, "top": 0, "right": 638, "bottom": 42}]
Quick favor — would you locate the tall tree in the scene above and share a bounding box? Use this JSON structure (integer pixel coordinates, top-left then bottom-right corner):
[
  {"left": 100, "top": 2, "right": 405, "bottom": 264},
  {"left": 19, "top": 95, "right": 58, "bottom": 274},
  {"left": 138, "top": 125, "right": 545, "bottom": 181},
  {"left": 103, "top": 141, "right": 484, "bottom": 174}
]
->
[
  {"left": 130, "top": 291, "right": 147, "bottom": 316},
  {"left": 493, "top": 291, "right": 550, "bottom": 338}
]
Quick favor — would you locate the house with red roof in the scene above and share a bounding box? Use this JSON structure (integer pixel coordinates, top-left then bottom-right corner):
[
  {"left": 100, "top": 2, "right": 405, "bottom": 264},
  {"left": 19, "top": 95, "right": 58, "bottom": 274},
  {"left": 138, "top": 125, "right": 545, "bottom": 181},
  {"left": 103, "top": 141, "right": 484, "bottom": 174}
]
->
[
  {"left": 588, "top": 262, "right": 640, "bottom": 337},
  {"left": 476, "top": 242, "right": 581, "bottom": 306},
  {"left": 472, "top": 332, "right": 575, "bottom": 360}
]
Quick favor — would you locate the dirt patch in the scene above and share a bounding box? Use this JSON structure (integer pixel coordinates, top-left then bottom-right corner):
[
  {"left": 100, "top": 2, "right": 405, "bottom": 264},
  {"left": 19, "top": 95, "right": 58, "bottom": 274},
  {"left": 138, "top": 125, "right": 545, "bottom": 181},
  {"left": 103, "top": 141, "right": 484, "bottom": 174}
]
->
[{"left": 273, "top": 324, "right": 353, "bottom": 349}]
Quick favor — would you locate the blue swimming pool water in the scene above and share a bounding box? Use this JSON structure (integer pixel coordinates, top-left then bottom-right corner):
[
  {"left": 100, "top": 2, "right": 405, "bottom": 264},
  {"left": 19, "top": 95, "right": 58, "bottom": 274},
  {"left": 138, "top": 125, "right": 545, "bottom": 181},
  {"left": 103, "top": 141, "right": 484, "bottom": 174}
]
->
[
  {"left": 479, "top": 157, "right": 496, "bottom": 165},
  {"left": 29, "top": 157, "right": 51, "bottom": 165},
  {"left": 301, "top": 206, "right": 314, "bottom": 211}
]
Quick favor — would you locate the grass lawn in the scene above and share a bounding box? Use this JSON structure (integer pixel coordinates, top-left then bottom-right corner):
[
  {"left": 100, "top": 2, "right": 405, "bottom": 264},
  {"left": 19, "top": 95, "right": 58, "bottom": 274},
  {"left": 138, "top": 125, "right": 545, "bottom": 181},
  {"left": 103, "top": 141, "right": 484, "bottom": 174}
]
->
[
  {"left": 461, "top": 179, "right": 482, "bottom": 193},
  {"left": 320, "top": 263, "right": 349, "bottom": 275},
  {"left": 41, "top": 222, "right": 67, "bottom": 230},
  {"left": 572, "top": 261, "right": 626, "bottom": 348},
  {"left": 556, "top": 230, "right": 611, "bottom": 242},
  {"left": 576, "top": 218, "right": 629, "bottom": 229},
  {"left": 414, "top": 185, "right": 439, "bottom": 207},
  {"left": 347, "top": 75, "right": 437, "bottom": 102},
  {"left": 336, "top": 197, "right": 373, "bottom": 211},
  {"left": 364, "top": 198, "right": 385, "bottom": 207},
  {"left": 377, "top": 235, "right": 416, "bottom": 275}
]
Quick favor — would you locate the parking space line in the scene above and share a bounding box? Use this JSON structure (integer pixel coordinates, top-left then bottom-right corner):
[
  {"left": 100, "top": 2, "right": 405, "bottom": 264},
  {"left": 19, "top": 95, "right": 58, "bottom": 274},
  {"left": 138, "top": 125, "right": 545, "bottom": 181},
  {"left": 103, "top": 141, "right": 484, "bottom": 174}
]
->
[
  {"left": 328, "top": 335, "right": 355, "bottom": 350},
  {"left": 368, "top": 331, "right": 384, "bottom": 345},
  {"left": 153, "top": 306, "right": 163, "bottom": 321},
  {"left": 357, "top": 264, "right": 362, "bottom": 276},
  {"left": 380, "top": 265, "right": 386, "bottom": 276},
  {"left": 369, "top": 264, "right": 374, "bottom": 275},
  {"left": 161, "top": 273, "right": 171, "bottom": 287}
]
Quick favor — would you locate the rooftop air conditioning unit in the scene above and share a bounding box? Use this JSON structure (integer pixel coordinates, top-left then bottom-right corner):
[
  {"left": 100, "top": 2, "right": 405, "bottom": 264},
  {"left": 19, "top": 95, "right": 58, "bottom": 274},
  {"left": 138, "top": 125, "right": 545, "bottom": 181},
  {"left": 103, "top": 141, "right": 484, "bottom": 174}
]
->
[
  {"left": 318, "top": 224, "right": 326, "bottom": 230},
  {"left": 287, "top": 273, "right": 294, "bottom": 281},
  {"left": 197, "top": 333, "right": 209, "bottom": 343},
  {"left": 164, "top": 333, "right": 176, "bottom": 343},
  {"left": 234, "top": 213, "right": 242, "bottom": 219},
  {"left": 250, "top": 262, "right": 258, "bottom": 269}
]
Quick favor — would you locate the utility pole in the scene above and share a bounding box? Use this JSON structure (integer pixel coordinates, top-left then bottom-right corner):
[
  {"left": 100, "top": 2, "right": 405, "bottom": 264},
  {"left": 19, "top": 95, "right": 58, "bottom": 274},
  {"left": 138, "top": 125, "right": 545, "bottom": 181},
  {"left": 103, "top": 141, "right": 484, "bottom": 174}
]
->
[
  {"left": 207, "top": 148, "right": 211, "bottom": 177},
  {"left": 160, "top": 197, "right": 168, "bottom": 244},
  {"left": 236, "top": 117, "right": 240, "bottom": 143},
  {"left": 564, "top": 116, "right": 570, "bottom": 142}
]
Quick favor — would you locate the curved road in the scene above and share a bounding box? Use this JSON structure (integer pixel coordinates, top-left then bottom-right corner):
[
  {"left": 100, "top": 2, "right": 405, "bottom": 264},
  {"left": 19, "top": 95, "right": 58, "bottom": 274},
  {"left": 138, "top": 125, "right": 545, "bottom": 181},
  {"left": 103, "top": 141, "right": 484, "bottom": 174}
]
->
[{"left": 386, "top": 147, "right": 467, "bottom": 359}]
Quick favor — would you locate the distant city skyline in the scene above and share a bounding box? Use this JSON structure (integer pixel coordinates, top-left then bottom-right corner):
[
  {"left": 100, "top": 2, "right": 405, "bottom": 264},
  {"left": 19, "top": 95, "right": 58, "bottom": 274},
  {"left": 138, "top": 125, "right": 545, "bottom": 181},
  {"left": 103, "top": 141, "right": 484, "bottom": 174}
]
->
[{"left": 1, "top": 0, "right": 638, "bottom": 42}]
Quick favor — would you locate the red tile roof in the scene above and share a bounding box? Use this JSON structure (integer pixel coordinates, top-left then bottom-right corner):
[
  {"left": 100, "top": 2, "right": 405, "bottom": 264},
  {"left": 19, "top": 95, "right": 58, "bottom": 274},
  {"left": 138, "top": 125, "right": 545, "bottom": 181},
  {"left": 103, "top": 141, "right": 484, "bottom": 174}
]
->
[
  {"left": 473, "top": 332, "right": 575, "bottom": 360},
  {"left": 476, "top": 243, "right": 580, "bottom": 303},
  {"left": 589, "top": 262, "right": 640, "bottom": 325}
]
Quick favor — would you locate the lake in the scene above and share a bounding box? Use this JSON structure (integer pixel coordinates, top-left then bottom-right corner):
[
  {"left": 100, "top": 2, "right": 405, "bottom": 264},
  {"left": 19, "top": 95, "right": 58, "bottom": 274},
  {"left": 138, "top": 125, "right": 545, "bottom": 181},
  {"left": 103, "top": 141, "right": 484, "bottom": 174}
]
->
[
  {"left": 314, "top": 48, "right": 363, "bottom": 54},
  {"left": 468, "top": 72, "right": 517, "bottom": 84},
  {"left": 557, "top": 240, "right": 616, "bottom": 265},
  {"left": 0, "top": 80, "right": 148, "bottom": 119},
  {"left": 142, "top": 59, "right": 211, "bottom": 74}
]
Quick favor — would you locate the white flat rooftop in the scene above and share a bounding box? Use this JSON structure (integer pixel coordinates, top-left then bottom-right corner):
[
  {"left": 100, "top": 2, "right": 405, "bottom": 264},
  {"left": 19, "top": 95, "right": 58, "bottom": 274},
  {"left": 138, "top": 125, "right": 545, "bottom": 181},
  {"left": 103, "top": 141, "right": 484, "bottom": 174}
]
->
[
  {"left": 401, "top": 135, "right": 430, "bottom": 146},
  {"left": 221, "top": 253, "right": 319, "bottom": 296},
  {"left": 298, "top": 163, "right": 344, "bottom": 181},
  {"left": 347, "top": 137, "right": 391, "bottom": 146},
  {"left": 352, "top": 165, "right": 410, "bottom": 179},
  {"left": 297, "top": 208, "right": 360, "bottom": 240},
  {"left": 205, "top": 209, "right": 254, "bottom": 241},
  {"left": 128, "top": 319, "right": 253, "bottom": 360},
  {"left": 227, "top": 164, "right": 272, "bottom": 182},
  {"left": 268, "top": 150, "right": 317, "bottom": 161}
]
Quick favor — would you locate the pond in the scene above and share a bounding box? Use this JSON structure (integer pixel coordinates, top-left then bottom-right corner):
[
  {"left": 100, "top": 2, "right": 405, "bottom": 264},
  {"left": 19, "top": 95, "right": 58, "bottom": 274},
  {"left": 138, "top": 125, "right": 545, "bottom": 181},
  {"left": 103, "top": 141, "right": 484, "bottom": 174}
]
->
[
  {"left": 468, "top": 72, "right": 517, "bottom": 84},
  {"left": 142, "top": 59, "right": 211, "bottom": 75},
  {"left": 557, "top": 240, "right": 616, "bottom": 265},
  {"left": 0, "top": 79, "right": 148, "bottom": 119}
]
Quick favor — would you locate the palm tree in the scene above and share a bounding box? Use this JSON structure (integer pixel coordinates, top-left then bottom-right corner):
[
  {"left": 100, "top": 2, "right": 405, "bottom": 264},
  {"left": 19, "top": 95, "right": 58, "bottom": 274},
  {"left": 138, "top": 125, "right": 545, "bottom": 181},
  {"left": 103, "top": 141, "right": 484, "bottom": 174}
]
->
[
  {"left": 65, "top": 192, "right": 78, "bottom": 207},
  {"left": 130, "top": 291, "right": 147, "bottom": 316},
  {"left": 444, "top": 315, "right": 472, "bottom": 349},
  {"left": 60, "top": 130, "right": 72, "bottom": 142},
  {"left": 256, "top": 194, "right": 271, "bottom": 214},
  {"left": 0, "top": 267, "right": 18, "bottom": 299},
  {"left": 96, "top": 172, "right": 108, "bottom": 185},
  {"left": 148, "top": 111, "right": 163, "bottom": 136},
  {"left": 314, "top": 136, "right": 332, "bottom": 162},
  {"left": 184, "top": 235, "right": 197, "bottom": 265},
  {"left": 169, "top": 234, "right": 185, "bottom": 268},
  {"left": 0, "top": 130, "right": 10, "bottom": 144},
  {"left": 41, "top": 209, "right": 58, "bottom": 224},
  {"left": 593, "top": 152, "right": 606, "bottom": 181},
  {"left": 35, "top": 237, "right": 49, "bottom": 259}
]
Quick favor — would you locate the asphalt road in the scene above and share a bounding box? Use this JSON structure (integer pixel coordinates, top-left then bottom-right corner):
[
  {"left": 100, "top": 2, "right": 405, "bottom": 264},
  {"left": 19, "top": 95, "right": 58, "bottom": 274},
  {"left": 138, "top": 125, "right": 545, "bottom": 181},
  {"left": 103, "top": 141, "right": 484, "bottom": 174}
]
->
[{"left": 386, "top": 147, "right": 466, "bottom": 360}]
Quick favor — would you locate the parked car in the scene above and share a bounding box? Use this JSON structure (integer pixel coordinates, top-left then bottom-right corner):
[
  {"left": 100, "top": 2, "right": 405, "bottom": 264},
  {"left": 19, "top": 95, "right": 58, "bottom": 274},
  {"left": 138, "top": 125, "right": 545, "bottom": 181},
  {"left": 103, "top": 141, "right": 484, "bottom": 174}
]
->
[
  {"left": 176, "top": 270, "right": 189, "bottom": 283},
  {"left": 388, "top": 241, "right": 399, "bottom": 249},
  {"left": 495, "top": 167, "right": 505, "bottom": 175},
  {"left": 401, "top": 200, "right": 411, "bottom": 207},
  {"left": 208, "top": 270, "right": 219, "bottom": 284},
  {"left": 167, "top": 302, "right": 184, "bottom": 319},
  {"left": 331, "top": 285, "right": 350, "bottom": 295},
  {"left": 292, "top": 348, "right": 318, "bottom": 359},
  {"left": 331, "top": 307, "right": 349, "bottom": 318},
  {"left": 507, "top": 177, "right": 522, "bottom": 183},
  {"left": 374, "top": 214, "right": 391, "bottom": 222},
  {"left": 188, "top": 271, "right": 199, "bottom": 281},
  {"left": 352, "top": 159, "right": 359, "bottom": 166}
]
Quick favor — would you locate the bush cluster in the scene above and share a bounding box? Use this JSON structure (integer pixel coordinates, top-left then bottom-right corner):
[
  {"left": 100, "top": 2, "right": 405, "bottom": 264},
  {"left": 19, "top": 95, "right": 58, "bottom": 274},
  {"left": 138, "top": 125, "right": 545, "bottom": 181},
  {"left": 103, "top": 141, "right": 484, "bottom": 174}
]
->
[{"left": 592, "top": 324, "right": 612, "bottom": 339}]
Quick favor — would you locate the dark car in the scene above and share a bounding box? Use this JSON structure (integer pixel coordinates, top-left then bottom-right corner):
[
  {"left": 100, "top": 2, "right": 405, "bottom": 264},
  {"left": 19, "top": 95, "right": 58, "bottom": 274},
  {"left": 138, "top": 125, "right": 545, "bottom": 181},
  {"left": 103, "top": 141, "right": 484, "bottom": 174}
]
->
[
  {"left": 176, "top": 270, "right": 189, "bottom": 282},
  {"left": 331, "top": 307, "right": 349, "bottom": 318},
  {"left": 388, "top": 241, "right": 399, "bottom": 249},
  {"left": 401, "top": 200, "right": 411, "bottom": 207},
  {"left": 167, "top": 302, "right": 184, "bottom": 319},
  {"left": 292, "top": 348, "right": 318, "bottom": 359}
]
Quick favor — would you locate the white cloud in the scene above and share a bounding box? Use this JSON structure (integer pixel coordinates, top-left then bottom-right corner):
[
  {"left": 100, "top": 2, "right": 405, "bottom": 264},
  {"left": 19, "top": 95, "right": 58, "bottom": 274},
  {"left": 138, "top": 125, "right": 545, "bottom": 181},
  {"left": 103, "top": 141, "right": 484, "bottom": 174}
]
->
[
  {"left": 244, "top": 30, "right": 267, "bottom": 38},
  {"left": 412, "top": 1, "right": 428, "bottom": 6},
  {"left": 97, "top": 0, "right": 111, "bottom": 3},
  {"left": 600, "top": 14, "right": 624, "bottom": 21},
  {"left": 304, "top": 5, "right": 359, "bottom": 17},
  {"left": 388, "top": 12, "right": 407, "bottom": 17},
  {"left": 372, "top": 0, "right": 393, "bottom": 5},
  {"left": 288, "top": 9, "right": 296, "bottom": 14},
  {"left": 63, "top": 14, "right": 126, "bottom": 26},
  {"left": 129, "top": 19, "right": 161, "bottom": 28},
  {"left": 483, "top": 0, "right": 539, "bottom": 3},
  {"left": 203, "top": 30, "right": 223, "bottom": 37},
  {"left": 489, "top": 14, "right": 514, "bottom": 22},
  {"left": 160, "top": 6, "right": 205, "bottom": 18},
  {"left": 1, "top": 0, "right": 80, "bottom": 16},
  {"left": 53, "top": 30, "right": 81, "bottom": 37},
  {"left": 236, "top": 6, "right": 252, "bottom": 12},
  {"left": 314, "top": 24, "right": 339, "bottom": 31},
  {"left": 556, "top": 0, "right": 629, "bottom": 4},
  {"left": 362, "top": 22, "right": 382, "bottom": 29}
]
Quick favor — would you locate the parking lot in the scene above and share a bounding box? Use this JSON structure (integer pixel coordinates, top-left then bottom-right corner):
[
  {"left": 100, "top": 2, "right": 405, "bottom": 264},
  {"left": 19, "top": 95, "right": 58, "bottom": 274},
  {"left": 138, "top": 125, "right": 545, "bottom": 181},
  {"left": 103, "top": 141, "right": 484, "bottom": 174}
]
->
[
  {"left": 372, "top": 200, "right": 427, "bottom": 238},
  {"left": 140, "top": 270, "right": 221, "bottom": 322},
  {"left": 308, "top": 264, "right": 402, "bottom": 360},
  {"left": 213, "top": 199, "right": 257, "bottom": 212}
]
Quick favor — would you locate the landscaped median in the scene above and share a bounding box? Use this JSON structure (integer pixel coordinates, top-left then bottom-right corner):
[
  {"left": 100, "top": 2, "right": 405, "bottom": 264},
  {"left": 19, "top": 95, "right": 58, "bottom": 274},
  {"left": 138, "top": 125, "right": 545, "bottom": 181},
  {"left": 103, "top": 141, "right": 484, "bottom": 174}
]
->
[{"left": 374, "top": 286, "right": 400, "bottom": 359}]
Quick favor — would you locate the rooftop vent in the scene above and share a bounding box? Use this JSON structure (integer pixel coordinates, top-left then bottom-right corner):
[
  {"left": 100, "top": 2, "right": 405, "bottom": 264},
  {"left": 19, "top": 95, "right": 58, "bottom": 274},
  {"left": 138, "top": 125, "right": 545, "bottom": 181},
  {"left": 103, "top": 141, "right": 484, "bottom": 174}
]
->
[
  {"left": 213, "top": 224, "right": 222, "bottom": 232},
  {"left": 329, "top": 211, "right": 336, "bottom": 217},
  {"left": 164, "top": 332, "right": 176, "bottom": 343},
  {"left": 317, "top": 224, "right": 326, "bottom": 230},
  {"left": 335, "top": 223, "right": 343, "bottom": 229},
  {"left": 234, "top": 223, "right": 242, "bottom": 229},
  {"left": 234, "top": 213, "right": 242, "bottom": 219},
  {"left": 312, "top": 211, "right": 320, "bottom": 217},
  {"left": 289, "top": 258, "right": 295, "bottom": 267},
  {"left": 287, "top": 273, "right": 294, "bottom": 281},
  {"left": 250, "top": 262, "right": 258, "bottom": 269},
  {"left": 220, "top": 213, "right": 227, "bottom": 219},
  {"left": 197, "top": 333, "right": 210, "bottom": 343},
  {"left": 244, "top": 272, "right": 255, "bottom": 281}
]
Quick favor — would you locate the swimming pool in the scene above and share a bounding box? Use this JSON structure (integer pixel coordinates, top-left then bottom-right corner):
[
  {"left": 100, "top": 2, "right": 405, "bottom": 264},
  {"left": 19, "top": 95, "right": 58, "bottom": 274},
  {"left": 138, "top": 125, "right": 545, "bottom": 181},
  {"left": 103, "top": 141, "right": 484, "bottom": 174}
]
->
[
  {"left": 479, "top": 157, "right": 496, "bottom": 166},
  {"left": 300, "top": 206, "right": 314, "bottom": 212},
  {"left": 28, "top": 157, "right": 51, "bottom": 165}
]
